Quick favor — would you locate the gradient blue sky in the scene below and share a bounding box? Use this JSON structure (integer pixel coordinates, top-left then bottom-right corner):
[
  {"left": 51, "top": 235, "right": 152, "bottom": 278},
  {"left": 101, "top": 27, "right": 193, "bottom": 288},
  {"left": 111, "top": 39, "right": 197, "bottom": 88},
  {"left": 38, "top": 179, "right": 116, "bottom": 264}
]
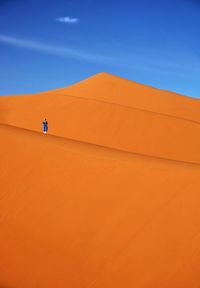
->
[{"left": 0, "top": 0, "right": 200, "bottom": 97}]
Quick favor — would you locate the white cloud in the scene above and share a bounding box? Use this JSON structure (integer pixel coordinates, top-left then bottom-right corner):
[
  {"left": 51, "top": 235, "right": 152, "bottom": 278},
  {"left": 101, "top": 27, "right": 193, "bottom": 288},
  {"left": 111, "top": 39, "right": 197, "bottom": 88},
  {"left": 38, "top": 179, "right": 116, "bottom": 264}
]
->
[
  {"left": 1, "top": 34, "right": 194, "bottom": 76},
  {"left": 56, "top": 16, "right": 79, "bottom": 24},
  {"left": 0, "top": 34, "right": 110, "bottom": 64}
]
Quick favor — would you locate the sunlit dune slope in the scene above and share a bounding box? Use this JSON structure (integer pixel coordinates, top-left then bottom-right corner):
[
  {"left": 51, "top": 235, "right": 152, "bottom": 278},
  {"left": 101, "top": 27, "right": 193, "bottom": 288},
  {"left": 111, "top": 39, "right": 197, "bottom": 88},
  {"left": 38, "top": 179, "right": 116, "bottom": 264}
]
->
[
  {"left": 0, "top": 73, "right": 200, "bottom": 163},
  {"left": 1, "top": 73, "right": 200, "bottom": 288},
  {"left": 1, "top": 124, "right": 200, "bottom": 288},
  {"left": 56, "top": 72, "right": 200, "bottom": 122}
]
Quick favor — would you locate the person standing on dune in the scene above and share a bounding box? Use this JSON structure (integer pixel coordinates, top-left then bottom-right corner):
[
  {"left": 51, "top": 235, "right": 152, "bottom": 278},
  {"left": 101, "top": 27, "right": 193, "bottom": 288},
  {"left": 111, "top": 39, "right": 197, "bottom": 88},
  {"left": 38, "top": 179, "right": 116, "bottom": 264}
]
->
[{"left": 42, "top": 118, "right": 48, "bottom": 134}]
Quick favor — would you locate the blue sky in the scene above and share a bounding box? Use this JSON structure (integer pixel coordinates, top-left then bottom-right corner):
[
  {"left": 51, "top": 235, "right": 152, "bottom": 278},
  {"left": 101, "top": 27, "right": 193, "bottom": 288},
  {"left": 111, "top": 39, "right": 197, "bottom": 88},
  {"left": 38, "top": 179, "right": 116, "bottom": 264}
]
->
[{"left": 0, "top": 0, "right": 200, "bottom": 97}]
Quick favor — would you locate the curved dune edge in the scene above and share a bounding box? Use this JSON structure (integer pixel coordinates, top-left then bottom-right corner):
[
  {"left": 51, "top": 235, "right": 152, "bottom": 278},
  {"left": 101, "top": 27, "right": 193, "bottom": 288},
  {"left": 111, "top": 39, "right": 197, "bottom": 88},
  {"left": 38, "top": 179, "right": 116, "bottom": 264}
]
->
[{"left": 1, "top": 73, "right": 200, "bottom": 288}]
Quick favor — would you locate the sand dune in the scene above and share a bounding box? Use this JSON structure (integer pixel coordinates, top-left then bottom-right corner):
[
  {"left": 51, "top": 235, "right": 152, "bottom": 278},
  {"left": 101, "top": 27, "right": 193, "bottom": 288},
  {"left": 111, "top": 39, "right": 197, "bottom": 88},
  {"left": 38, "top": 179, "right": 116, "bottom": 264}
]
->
[
  {"left": 58, "top": 72, "right": 200, "bottom": 122},
  {"left": 1, "top": 73, "right": 200, "bottom": 163},
  {"left": 0, "top": 73, "right": 200, "bottom": 287}
]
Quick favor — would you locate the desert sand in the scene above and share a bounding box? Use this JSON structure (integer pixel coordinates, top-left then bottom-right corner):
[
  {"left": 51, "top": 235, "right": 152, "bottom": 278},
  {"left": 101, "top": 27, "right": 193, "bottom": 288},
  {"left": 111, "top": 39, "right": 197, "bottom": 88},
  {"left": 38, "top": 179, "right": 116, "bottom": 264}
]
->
[{"left": 0, "top": 72, "right": 200, "bottom": 287}]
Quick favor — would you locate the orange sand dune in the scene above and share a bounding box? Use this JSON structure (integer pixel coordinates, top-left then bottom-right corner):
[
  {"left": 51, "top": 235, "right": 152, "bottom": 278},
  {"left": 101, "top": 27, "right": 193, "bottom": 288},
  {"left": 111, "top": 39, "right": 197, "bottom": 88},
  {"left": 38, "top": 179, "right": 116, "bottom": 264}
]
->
[
  {"left": 0, "top": 73, "right": 200, "bottom": 288},
  {"left": 57, "top": 72, "right": 200, "bottom": 122},
  {"left": 1, "top": 124, "right": 200, "bottom": 288},
  {"left": 0, "top": 73, "right": 200, "bottom": 163}
]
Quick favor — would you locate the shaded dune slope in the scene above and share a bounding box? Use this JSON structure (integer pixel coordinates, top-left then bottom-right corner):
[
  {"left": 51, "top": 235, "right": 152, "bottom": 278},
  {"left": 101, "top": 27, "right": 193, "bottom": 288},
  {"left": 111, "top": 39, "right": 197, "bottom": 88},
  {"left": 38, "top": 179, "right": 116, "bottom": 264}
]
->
[{"left": 1, "top": 124, "right": 200, "bottom": 288}]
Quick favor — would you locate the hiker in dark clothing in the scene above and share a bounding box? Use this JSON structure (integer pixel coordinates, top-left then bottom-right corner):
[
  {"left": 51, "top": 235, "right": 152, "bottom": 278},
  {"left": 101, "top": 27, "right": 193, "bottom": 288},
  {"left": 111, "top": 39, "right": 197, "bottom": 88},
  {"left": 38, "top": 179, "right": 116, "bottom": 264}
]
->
[{"left": 42, "top": 118, "right": 48, "bottom": 134}]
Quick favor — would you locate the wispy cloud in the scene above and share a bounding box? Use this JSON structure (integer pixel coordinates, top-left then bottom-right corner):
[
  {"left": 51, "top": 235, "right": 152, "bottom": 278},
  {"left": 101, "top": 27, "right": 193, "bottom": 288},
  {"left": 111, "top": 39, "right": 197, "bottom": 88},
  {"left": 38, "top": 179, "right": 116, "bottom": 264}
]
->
[
  {"left": 0, "top": 34, "right": 110, "bottom": 63},
  {"left": 55, "top": 16, "right": 79, "bottom": 24},
  {"left": 1, "top": 34, "right": 197, "bottom": 78}
]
